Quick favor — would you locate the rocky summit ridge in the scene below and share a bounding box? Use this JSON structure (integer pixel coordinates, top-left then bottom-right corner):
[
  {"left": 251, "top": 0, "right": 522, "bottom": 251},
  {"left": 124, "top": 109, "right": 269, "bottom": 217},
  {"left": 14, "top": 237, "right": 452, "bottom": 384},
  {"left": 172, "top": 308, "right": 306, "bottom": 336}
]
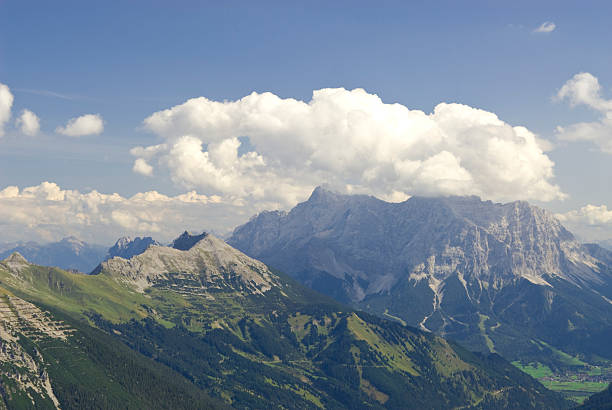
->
[
  {"left": 105, "top": 235, "right": 161, "bottom": 261},
  {"left": 98, "top": 232, "right": 281, "bottom": 295}
]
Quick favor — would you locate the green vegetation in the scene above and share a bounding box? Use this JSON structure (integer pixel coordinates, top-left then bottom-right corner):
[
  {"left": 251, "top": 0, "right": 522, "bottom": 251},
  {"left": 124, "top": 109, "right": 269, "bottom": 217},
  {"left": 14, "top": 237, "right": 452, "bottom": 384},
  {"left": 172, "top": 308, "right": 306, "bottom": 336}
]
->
[
  {"left": 512, "top": 360, "right": 611, "bottom": 404},
  {"left": 577, "top": 382, "right": 612, "bottom": 409},
  {"left": 478, "top": 313, "right": 495, "bottom": 353},
  {"left": 0, "top": 264, "right": 150, "bottom": 322},
  {"left": 512, "top": 361, "right": 554, "bottom": 378},
  {"left": 535, "top": 340, "right": 588, "bottom": 367},
  {"left": 0, "top": 256, "right": 573, "bottom": 409}
]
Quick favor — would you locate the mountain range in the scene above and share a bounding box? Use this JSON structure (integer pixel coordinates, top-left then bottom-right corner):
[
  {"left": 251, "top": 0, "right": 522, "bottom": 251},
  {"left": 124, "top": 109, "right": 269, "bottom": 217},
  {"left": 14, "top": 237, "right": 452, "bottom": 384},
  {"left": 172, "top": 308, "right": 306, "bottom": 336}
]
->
[
  {"left": 0, "top": 233, "right": 570, "bottom": 409},
  {"left": 0, "top": 237, "right": 107, "bottom": 273},
  {"left": 229, "top": 188, "right": 612, "bottom": 381},
  {"left": 0, "top": 236, "right": 162, "bottom": 274}
]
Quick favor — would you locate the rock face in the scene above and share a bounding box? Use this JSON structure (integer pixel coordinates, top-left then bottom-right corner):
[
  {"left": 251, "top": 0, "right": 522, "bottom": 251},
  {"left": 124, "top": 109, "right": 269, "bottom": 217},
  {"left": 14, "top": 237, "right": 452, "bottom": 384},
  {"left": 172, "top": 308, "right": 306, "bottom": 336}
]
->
[
  {"left": 0, "top": 291, "right": 74, "bottom": 408},
  {"left": 0, "top": 237, "right": 107, "bottom": 273},
  {"left": 105, "top": 236, "right": 161, "bottom": 260},
  {"left": 99, "top": 232, "right": 281, "bottom": 295},
  {"left": 229, "top": 187, "right": 612, "bottom": 364}
]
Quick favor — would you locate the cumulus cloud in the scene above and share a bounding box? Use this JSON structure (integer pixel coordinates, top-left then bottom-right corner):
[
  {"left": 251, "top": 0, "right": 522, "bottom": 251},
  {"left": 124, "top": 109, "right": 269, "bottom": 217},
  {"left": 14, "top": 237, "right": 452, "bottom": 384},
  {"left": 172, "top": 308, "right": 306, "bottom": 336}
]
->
[
  {"left": 56, "top": 113, "right": 104, "bottom": 136},
  {"left": 556, "top": 73, "right": 612, "bottom": 153},
  {"left": 135, "top": 88, "right": 564, "bottom": 208},
  {"left": 0, "top": 182, "right": 247, "bottom": 244},
  {"left": 557, "top": 73, "right": 612, "bottom": 111},
  {"left": 133, "top": 158, "right": 154, "bottom": 176},
  {"left": 0, "top": 82, "right": 14, "bottom": 137},
  {"left": 557, "top": 205, "right": 612, "bottom": 242},
  {"left": 15, "top": 109, "right": 40, "bottom": 136},
  {"left": 534, "top": 21, "right": 556, "bottom": 33}
]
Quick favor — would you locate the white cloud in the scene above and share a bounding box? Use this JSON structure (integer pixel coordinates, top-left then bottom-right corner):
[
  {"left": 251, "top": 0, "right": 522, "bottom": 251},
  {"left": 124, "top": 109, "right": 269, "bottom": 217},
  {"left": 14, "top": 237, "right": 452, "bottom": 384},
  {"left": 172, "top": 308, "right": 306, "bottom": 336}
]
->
[
  {"left": 133, "top": 158, "right": 154, "bottom": 176},
  {"left": 534, "top": 21, "right": 556, "bottom": 33},
  {"left": 556, "top": 72, "right": 612, "bottom": 112},
  {"left": 15, "top": 109, "right": 40, "bottom": 136},
  {"left": 0, "top": 182, "right": 248, "bottom": 244},
  {"left": 55, "top": 113, "right": 104, "bottom": 137},
  {"left": 136, "top": 88, "right": 564, "bottom": 208},
  {"left": 0, "top": 82, "right": 14, "bottom": 137},
  {"left": 556, "top": 73, "right": 612, "bottom": 153},
  {"left": 557, "top": 205, "right": 612, "bottom": 241}
]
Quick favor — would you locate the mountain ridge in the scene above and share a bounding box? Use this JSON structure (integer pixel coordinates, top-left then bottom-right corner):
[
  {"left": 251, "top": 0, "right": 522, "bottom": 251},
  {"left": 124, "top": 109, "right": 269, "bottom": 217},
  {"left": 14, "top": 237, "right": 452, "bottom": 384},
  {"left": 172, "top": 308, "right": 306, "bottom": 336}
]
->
[
  {"left": 0, "top": 232, "right": 570, "bottom": 409},
  {"left": 229, "top": 187, "right": 612, "bottom": 373},
  {"left": 0, "top": 237, "right": 107, "bottom": 273}
]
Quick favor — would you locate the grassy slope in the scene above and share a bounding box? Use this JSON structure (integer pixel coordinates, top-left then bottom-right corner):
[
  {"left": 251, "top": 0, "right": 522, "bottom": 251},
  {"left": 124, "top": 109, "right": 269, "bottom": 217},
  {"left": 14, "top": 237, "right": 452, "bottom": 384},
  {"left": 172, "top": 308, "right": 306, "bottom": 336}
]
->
[
  {"left": 0, "top": 284, "right": 226, "bottom": 410},
  {"left": 0, "top": 261, "right": 571, "bottom": 409}
]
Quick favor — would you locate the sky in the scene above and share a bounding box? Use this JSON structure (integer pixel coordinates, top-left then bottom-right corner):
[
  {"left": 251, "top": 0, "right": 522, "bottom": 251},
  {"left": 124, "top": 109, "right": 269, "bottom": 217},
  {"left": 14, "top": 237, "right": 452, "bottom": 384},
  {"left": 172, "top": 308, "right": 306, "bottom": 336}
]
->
[{"left": 0, "top": 0, "right": 611, "bottom": 244}]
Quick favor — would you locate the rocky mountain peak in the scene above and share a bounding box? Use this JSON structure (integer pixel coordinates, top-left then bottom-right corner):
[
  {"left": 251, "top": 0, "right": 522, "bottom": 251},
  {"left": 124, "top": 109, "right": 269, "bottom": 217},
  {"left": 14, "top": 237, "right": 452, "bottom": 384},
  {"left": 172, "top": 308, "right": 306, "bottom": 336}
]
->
[
  {"left": 308, "top": 185, "right": 337, "bottom": 201},
  {"left": 106, "top": 236, "right": 161, "bottom": 261},
  {"left": 4, "top": 251, "right": 29, "bottom": 264},
  {"left": 171, "top": 231, "right": 208, "bottom": 251},
  {"left": 243, "top": 190, "right": 598, "bottom": 292},
  {"left": 1, "top": 252, "right": 31, "bottom": 274},
  {"left": 100, "top": 233, "right": 281, "bottom": 295}
]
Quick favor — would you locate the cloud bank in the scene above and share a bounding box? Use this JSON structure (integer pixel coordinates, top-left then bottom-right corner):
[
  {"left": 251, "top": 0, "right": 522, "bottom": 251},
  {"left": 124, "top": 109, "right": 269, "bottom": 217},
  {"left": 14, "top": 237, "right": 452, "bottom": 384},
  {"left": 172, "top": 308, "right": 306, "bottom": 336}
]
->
[
  {"left": 557, "top": 204, "right": 612, "bottom": 242},
  {"left": 134, "top": 88, "right": 563, "bottom": 208},
  {"left": 0, "top": 182, "right": 249, "bottom": 244},
  {"left": 16, "top": 109, "right": 40, "bottom": 136},
  {"left": 56, "top": 113, "right": 104, "bottom": 136},
  {"left": 0, "top": 83, "right": 14, "bottom": 137},
  {"left": 556, "top": 72, "right": 612, "bottom": 154}
]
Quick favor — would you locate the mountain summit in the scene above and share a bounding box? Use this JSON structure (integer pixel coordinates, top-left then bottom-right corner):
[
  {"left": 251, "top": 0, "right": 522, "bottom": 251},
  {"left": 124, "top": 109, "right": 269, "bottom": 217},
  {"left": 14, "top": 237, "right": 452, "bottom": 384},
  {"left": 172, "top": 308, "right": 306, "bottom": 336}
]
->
[
  {"left": 229, "top": 187, "right": 612, "bottom": 368},
  {"left": 105, "top": 236, "right": 161, "bottom": 261},
  {"left": 99, "top": 232, "right": 280, "bottom": 294},
  {"left": 171, "top": 230, "right": 208, "bottom": 251}
]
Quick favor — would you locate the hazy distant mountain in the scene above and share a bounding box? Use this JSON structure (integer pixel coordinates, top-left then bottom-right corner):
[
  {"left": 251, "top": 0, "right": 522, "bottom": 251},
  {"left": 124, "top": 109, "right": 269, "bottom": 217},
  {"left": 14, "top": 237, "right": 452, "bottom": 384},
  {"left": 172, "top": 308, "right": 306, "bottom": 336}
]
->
[
  {"left": 595, "top": 239, "right": 612, "bottom": 251},
  {"left": 105, "top": 236, "right": 161, "bottom": 261},
  {"left": 0, "top": 234, "right": 569, "bottom": 409},
  {"left": 0, "top": 237, "right": 107, "bottom": 273},
  {"left": 229, "top": 187, "right": 612, "bottom": 370}
]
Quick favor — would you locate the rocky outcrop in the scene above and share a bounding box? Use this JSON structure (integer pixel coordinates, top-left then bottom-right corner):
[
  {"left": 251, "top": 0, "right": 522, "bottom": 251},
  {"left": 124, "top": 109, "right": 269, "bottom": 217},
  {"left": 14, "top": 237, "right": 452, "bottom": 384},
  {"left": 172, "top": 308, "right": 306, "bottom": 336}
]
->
[
  {"left": 0, "top": 292, "right": 74, "bottom": 408},
  {"left": 171, "top": 231, "right": 207, "bottom": 251}
]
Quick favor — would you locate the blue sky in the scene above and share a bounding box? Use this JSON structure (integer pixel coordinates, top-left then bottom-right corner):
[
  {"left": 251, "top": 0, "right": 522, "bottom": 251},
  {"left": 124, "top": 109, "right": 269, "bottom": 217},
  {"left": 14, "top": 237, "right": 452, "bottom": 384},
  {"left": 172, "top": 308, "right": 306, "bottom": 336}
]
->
[{"left": 0, "top": 1, "right": 611, "bottom": 243}]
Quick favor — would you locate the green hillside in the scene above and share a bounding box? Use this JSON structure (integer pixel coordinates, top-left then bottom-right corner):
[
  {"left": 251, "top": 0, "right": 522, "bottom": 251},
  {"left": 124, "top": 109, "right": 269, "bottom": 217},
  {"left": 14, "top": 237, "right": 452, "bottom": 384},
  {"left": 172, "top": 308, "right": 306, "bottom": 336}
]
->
[{"left": 0, "top": 243, "right": 571, "bottom": 409}]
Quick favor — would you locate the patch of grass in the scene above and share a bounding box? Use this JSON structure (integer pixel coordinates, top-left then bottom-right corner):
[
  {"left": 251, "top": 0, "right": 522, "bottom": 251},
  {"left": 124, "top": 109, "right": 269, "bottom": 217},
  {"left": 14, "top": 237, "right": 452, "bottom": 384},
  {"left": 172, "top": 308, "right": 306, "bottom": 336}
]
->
[
  {"left": 288, "top": 313, "right": 312, "bottom": 341},
  {"left": 512, "top": 361, "right": 553, "bottom": 378},
  {"left": 478, "top": 313, "right": 495, "bottom": 353},
  {"left": 536, "top": 340, "right": 587, "bottom": 366},
  {"left": 0, "top": 265, "right": 151, "bottom": 323},
  {"left": 543, "top": 381, "right": 608, "bottom": 393},
  {"left": 347, "top": 313, "right": 419, "bottom": 376}
]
